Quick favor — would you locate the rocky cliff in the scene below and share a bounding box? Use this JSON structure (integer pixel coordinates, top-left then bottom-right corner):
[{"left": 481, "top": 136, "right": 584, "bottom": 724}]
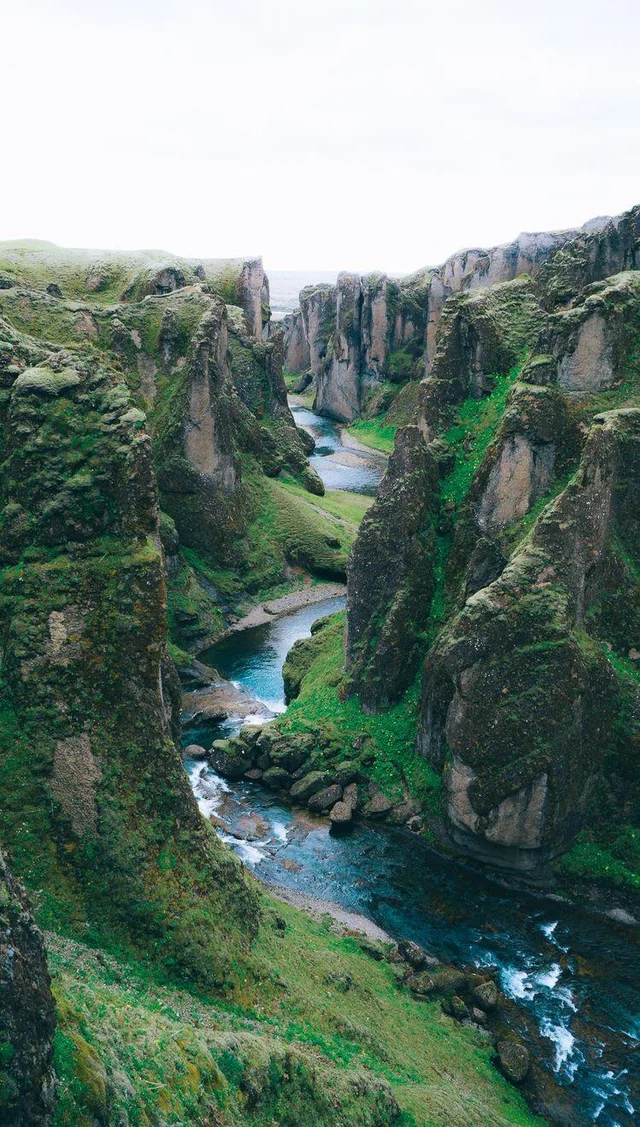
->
[
  {"left": 345, "top": 207, "right": 640, "bottom": 878},
  {"left": 283, "top": 210, "right": 639, "bottom": 424},
  {"left": 0, "top": 308, "right": 259, "bottom": 982},
  {"left": 0, "top": 851, "right": 56, "bottom": 1126},
  {"left": 0, "top": 240, "right": 270, "bottom": 341}
]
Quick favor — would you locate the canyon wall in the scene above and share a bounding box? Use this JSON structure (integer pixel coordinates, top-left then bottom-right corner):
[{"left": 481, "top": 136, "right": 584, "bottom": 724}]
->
[
  {"left": 283, "top": 209, "right": 640, "bottom": 423},
  {"left": 345, "top": 205, "right": 640, "bottom": 874}
]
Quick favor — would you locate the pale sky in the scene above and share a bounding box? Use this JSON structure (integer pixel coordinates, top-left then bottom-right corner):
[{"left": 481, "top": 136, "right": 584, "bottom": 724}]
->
[{"left": 2, "top": 0, "right": 639, "bottom": 273}]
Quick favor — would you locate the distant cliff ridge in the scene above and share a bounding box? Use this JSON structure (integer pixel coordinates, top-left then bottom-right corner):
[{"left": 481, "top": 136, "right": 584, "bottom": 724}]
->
[{"left": 283, "top": 211, "right": 637, "bottom": 422}]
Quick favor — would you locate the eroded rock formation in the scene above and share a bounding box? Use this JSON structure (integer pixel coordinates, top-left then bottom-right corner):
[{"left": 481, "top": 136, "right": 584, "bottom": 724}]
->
[
  {"left": 0, "top": 852, "right": 56, "bottom": 1126},
  {"left": 345, "top": 209, "right": 640, "bottom": 874}
]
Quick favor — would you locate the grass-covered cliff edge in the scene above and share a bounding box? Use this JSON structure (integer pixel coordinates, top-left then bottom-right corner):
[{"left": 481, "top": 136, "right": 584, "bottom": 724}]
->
[{"left": 0, "top": 242, "right": 547, "bottom": 1126}]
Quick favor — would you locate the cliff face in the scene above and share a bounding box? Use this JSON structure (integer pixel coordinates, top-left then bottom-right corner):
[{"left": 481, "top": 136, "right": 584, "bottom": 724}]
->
[
  {"left": 0, "top": 294, "right": 260, "bottom": 984},
  {"left": 345, "top": 208, "right": 640, "bottom": 876},
  {"left": 0, "top": 851, "right": 56, "bottom": 1126},
  {"left": 282, "top": 210, "right": 640, "bottom": 425}
]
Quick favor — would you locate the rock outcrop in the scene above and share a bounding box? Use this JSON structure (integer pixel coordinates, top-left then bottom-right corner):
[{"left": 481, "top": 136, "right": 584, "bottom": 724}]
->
[
  {"left": 0, "top": 852, "right": 56, "bottom": 1126},
  {"left": 0, "top": 313, "right": 258, "bottom": 984},
  {"left": 282, "top": 214, "right": 629, "bottom": 422},
  {"left": 0, "top": 241, "right": 270, "bottom": 341},
  {"left": 344, "top": 206, "right": 640, "bottom": 875},
  {"left": 420, "top": 408, "right": 637, "bottom": 872}
]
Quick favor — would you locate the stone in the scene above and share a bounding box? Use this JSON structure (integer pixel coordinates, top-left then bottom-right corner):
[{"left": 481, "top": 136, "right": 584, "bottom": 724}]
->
[
  {"left": 208, "top": 738, "right": 254, "bottom": 780},
  {"left": 398, "top": 940, "right": 428, "bottom": 968},
  {"left": 183, "top": 743, "right": 207, "bottom": 759},
  {"left": 262, "top": 767, "right": 293, "bottom": 790},
  {"left": 362, "top": 791, "right": 394, "bottom": 817},
  {"left": 289, "top": 771, "right": 332, "bottom": 802},
  {"left": 497, "top": 1039, "right": 530, "bottom": 1084},
  {"left": 308, "top": 784, "right": 343, "bottom": 811},
  {"left": 342, "top": 782, "right": 360, "bottom": 811},
  {"left": 406, "top": 968, "right": 466, "bottom": 997},
  {"left": 329, "top": 801, "right": 353, "bottom": 827},
  {"left": 449, "top": 995, "right": 469, "bottom": 1020},
  {"left": 473, "top": 979, "right": 499, "bottom": 1011},
  {"left": 244, "top": 768, "right": 263, "bottom": 781}
]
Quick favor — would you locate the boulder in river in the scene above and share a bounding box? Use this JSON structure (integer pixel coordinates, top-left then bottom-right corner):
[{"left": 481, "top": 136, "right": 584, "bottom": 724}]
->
[
  {"left": 290, "top": 771, "right": 332, "bottom": 802},
  {"left": 330, "top": 800, "right": 354, "bottom": 828},
  {"left": 497, "top": 1039, "right": 530, "bottom": 1084},
  {"left": 262, "top": 767, "right": 294, "bottom": 790},
  {"left": 308, "top": 784, "right": 343, "bottom": 812},
  {"left": 209, "top": 738, "right": 255, "bottom": 780},
  {"left": 473, "top": 979, "right": 499, "bottom": 1011},
  {"left": 183, "top": 743, "right": 208, "bottom": 759}
]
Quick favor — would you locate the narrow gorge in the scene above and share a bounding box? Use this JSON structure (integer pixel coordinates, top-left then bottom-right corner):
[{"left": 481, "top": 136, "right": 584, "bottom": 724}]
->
[{"left": 0, "top": 204, "right": 637, "bottom": 1127}]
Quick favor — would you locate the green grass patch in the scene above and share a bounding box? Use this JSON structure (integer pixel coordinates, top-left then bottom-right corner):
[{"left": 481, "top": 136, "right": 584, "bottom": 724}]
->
[
  {"left": 555, "top": 827, "right": 639, "bottom": 891},
  {"left": 46, "top": 896, "right": 544, "bottom": 1127},
  {"left": 440, "top": 367, "right": 521, "bottom": 507},
  {"left": 278, "top": 475, "right": 374, "bottom": 526},
  {"left": 346, "top": 418, "right": 397, "bottom": 454}
]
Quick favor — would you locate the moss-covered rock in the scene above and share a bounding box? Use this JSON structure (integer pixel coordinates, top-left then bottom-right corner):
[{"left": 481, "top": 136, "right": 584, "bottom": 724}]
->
[{"left": 0, "top": 851, "right": 56, "bottom": 1126}]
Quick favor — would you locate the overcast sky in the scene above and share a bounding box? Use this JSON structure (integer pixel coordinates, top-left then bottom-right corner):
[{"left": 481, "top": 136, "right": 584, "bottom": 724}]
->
[{"left": 2, "top": 0, "right": 639, "bottom": 273}]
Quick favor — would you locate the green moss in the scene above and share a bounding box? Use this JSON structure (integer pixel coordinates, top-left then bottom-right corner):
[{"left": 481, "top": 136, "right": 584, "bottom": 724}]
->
[
  {"left": 555, "top": 828, "right": 640, "bottom": 890},
  {"left": 440, "top": 366, "right": 522, "bottom": 507},
  {"left": 279, "top": 613, "right": 441, "bottom": 811},
  {"left": 346, "top": 418, "right": 398, "bottom": 454}
]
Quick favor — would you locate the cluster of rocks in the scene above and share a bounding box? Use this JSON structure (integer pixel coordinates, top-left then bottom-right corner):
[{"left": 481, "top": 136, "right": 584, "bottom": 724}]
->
[
  {"left": 359, "top": 936, "right": 531, "bottom": 1088},
  {"left": 204, "top": 726, "right": 423, "bottom": 832}
]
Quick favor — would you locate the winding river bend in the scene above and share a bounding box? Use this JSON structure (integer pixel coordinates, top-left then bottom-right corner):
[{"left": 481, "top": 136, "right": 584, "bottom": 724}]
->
[{"left": 183, "top": 404, "right": 638, "bottom": 1127}]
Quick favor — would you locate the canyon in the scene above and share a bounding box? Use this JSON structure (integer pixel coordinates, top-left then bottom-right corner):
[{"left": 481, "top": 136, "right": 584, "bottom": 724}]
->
[{"left": 0, "top": 206, "right": 637, "bottom": 1126}]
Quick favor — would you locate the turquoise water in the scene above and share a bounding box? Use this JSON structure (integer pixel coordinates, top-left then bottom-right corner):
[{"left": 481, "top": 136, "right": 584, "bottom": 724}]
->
[
  {"left": 199, "top": 595, "right": 346, "bottom": 715},
  {"left": 290, "top": 404, "right": 386, "bottom": 495}
]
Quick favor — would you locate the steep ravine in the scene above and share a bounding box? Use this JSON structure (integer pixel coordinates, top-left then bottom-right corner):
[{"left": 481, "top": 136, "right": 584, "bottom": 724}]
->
[{"left": 182, "top": 408, "right": 638, "bottom": 1127}]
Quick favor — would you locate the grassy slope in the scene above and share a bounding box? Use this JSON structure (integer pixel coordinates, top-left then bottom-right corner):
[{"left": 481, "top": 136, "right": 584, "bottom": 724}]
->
[
  {"left": 345, "top": 381, "right": 423, "bottom": 453},
  {"left": 48, "top": 889, "right": 543, "bottom": 1127}
]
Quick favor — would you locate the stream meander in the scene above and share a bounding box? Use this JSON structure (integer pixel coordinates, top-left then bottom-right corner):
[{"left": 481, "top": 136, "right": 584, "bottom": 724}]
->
[{"left": 183, "top": 404, "right": 638, "bottom": 1127}]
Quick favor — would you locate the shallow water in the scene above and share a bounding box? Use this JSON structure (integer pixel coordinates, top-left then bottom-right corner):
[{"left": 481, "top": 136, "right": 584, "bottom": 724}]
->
[{"left": 290, "top": 403, "right": 386, "bottom": 495}]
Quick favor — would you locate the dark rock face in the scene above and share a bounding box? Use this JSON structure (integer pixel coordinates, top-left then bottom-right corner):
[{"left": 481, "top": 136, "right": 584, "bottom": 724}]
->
[
  {"left": 315, "top": 273, "right": 363, "bottom": 422},
  {"left": 419, "top": 408, "right": 638, "bottom": 872},
  {"left": 0, "top": 314, "right": 258, "bottom": 984},
  {"left": 0, "top": 852, "right": 56, "bottom": 1126},
  {"left": 346, "top": 427, "right": 439, "bottom": 710}
]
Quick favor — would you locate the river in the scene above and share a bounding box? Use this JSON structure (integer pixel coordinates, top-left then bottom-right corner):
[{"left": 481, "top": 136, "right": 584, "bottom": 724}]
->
[{"left": 182, "top": 403, "right": 638, "bottom": 1127}]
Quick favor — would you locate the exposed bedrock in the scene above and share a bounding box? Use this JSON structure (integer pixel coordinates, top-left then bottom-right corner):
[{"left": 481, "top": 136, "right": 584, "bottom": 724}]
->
[
  {"left": 346, "top": 426, "right": 439, "bottom": 710},
  {"left": 284, "top": 206, "right": 640, "bottom": 425},
  {"left": 0, "top": 851, "right": 56, "bottom": 1127},
  {"left": 282, "top": 309, "right": 310, "bottom": 378},
  {"left": 315, "top": 272, "right": 363, "bottom": 422},
  {"left": 419, "top": 408, "right": 639, "bottom": 873},
  {"left": 0, "top": 319, "right": 257, "bottom": 981}
]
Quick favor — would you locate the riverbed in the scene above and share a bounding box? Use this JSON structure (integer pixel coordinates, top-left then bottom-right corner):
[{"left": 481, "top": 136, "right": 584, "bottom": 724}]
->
[
  {"left": 290, "top": 400, "right": 387, "bottom": 495},
  {"left": 182, "top": 404, "right": 638, "bottom": 1127}
]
